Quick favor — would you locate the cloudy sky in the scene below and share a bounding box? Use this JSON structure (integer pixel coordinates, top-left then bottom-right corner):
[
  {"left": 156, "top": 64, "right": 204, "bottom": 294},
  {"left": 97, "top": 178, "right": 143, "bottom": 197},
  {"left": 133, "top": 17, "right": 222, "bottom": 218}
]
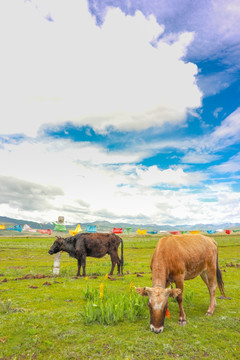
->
[{"left": 0, "top": 0, "right": 240, "bottom": 226}]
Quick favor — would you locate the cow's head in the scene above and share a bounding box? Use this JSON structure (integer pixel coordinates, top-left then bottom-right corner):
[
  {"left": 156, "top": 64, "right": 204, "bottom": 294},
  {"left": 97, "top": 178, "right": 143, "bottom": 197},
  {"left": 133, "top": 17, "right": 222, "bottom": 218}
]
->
[
  {"left": 136, "top": 286, "right": 181, "bottom": 333},
  {"left": 48, "top": 237, "right": 65, "bottom": 255}
]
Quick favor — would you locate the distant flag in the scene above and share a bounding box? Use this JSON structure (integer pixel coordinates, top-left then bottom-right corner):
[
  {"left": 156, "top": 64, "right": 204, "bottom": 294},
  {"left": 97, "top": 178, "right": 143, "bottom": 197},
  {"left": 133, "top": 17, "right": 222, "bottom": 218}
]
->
[
  {"left": 85, "top": 225, "right": 97, "bottom": 233},
  {"left": 22, "top": 224, "right": 37, "bottom": 233},
  {"left": 112, "top": 228, "right": 123, "bottom": 234},
  {"left": 69, "top": 224, "right": 82, "bottom": 236},
  {"left": 124, "top": 227, "right": 132, "bottom": 234},
  {"left": 136, "top": 229, "right": 147, "bottom": 235},
  {"left": 53, "top": 222, "right": 67, "bottom": 232},
  {"left": 225, "top": 229, "right": 232, "bottom": 234},
  {"left": 7, "top": 225, "right": 22, "bottom": 232},
  {"left": 206, "top": 230, "right": 216, "bottom": 234},
  {"left": 38, "top": 229, "right": 52, "bottom": 235}
]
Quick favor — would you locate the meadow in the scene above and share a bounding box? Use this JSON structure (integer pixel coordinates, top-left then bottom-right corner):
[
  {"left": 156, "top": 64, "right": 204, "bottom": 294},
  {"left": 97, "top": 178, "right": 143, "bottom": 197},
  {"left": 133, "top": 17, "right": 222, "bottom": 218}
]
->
[{"left": 0, "top": 234, "right": 239, "bottom": 360}]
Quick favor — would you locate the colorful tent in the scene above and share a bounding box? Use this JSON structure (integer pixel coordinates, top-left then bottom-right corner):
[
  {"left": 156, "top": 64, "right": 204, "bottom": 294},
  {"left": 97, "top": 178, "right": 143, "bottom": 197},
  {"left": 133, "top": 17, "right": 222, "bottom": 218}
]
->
[
  {"left": 69, "top": 224, "right": 82, "bottom": 236},
  {"left": 169, "top": 231, "right": 181, "bottom": 235},
  {"left": 85, "top": 225, "right": 97, "bottom": 233},
  {"left": 225, "top": 229, "right": 232, "bottom": 234},
  {"left": 53, "top": 222, "right": 67, "bottom": 232},
  {"left": 136, "top": 229, "right": 147, "bottom": 235},
  {"left": 147, "top": 231, "right": 158, "bottom": 234},
  {"left": 190, "top": 230, "right": 200, "bottom": 234},
  {"left": 181, "top": 231, "right": 187, "bottom": 234},
  {"left": 206, "top": 230, "right": 216, "bottom": 234},
  {"left": 22, "top": 224, "right": 37, "bottom": 233},
  {"left": 7, "top": 225, "right": 22, "bottom": 232},
  {"left": 0, "top": 224, "right": 5, "bottom": 230},
  {"left": 112, "top": 228, "right": 123, "bottom": 234},
  {"left": 38, "top": 229, "right": 53, "bottom": 235}
]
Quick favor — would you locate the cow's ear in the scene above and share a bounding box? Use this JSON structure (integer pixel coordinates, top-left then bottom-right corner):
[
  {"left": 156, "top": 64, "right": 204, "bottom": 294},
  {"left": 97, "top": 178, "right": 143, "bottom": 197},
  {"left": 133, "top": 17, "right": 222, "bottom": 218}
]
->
[
  {"left": 165, "top": 288, "right": 181, "bottom": 298},
  {"left": 136, "top": 287, "right": 150, "bottom": 296}
]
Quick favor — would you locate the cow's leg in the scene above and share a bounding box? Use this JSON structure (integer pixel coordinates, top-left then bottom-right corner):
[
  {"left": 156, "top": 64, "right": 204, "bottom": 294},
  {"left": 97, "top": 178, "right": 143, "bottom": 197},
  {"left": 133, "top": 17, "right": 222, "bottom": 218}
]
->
[
  {"left": 116, "top": 255, "right": 121, "bottom": 274},
  {"left": 175, "top": 275, "right": 186, "bottom": 325},
  {"left": 81, "top": 254, "right": 86, "bottom": 277},
  {"left": 77, "top": 258, "right": 82, "bottom": 277},
  {"left": 201, "top": 269, "right": 217, "bottom": 315},
  {"left": 109, "top": 253, "right": 117, "bottom": 275}
]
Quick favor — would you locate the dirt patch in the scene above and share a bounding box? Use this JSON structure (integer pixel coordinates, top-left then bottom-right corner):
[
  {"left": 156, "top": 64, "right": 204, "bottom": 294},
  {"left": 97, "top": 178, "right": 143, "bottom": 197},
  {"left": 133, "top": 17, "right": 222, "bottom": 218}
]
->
[
  {"left": 108, "top": 276, "right": 116, "bottom": 281},
  {"left": 226, "top": 262, "right": 240, "bottom": 268},
  {"left": 217, "top": 295, "right": 232, "bottom": 300},
  {"left": 9, "top": 266, "right": 26, "bottom": 269},
  {"left": 29, "top": 285, "right": 38, "bottom": 289},
  {"left": 42, "top": 282, "right": 52, "bottom": 286},
  {"left": 15, "top": 274, "right": 51, "bottom": 280},
  {"left": 1, "top": 278, "right": 7, "bottom": 283}
]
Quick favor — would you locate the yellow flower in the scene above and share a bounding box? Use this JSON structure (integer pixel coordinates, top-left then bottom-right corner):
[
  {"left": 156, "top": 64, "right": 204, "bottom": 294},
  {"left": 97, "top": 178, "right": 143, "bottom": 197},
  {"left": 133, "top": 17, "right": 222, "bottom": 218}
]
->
[
  {"left": 99, "top": 292, "right": 104, "bottom": 300},
  {"left": 85, "top": 276, "right": 88, "bottom": 281},
  {"left": 100, "top": 283, "right": 104, "bottom": 293},
  {"left": 129, "top": 282, "right": 134, "bottom": 290},
  {"left": 105, "top": 273, "right": 108, "bottom": 280}
]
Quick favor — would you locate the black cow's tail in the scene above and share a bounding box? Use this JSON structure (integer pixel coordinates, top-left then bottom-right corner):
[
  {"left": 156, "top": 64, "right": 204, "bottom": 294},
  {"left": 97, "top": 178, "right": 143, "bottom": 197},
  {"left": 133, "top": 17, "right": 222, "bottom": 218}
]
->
[
  {"left": 120, "top": 238, "right": 124, "bottom": 275},
  {"left": 216, "top": 253, "right": 225, "bottom": 297}
]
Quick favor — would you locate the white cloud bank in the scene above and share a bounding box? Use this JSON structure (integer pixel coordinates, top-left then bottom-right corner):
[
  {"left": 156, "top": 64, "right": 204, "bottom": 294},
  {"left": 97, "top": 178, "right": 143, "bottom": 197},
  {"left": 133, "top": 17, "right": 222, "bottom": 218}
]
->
[
  {"left": 0, "top": 0, "right": 201, "bottom": 137},
  {"left": 0, "top": 137, "right": 239, "bottom": 225}
]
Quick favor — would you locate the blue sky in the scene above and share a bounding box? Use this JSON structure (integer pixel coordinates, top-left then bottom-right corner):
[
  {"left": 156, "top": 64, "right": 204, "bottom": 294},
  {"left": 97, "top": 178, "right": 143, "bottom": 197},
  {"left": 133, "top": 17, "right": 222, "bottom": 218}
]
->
[{"left": 0, "top": 0, "right": 240, "bottom": 226}]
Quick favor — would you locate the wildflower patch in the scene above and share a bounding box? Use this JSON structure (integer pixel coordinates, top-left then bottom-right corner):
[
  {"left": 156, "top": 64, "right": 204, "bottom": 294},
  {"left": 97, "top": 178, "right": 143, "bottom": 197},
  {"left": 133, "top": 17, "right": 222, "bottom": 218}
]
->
[{"left": 81, "top": 281, "right": 147, "bottom": 325}]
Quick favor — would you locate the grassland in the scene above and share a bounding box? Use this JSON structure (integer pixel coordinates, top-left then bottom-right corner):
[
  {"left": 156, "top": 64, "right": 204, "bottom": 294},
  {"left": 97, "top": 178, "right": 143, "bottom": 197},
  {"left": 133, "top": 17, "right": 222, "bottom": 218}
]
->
[{"left": 0, "top": 234, "right": 240, "bottom": 360}]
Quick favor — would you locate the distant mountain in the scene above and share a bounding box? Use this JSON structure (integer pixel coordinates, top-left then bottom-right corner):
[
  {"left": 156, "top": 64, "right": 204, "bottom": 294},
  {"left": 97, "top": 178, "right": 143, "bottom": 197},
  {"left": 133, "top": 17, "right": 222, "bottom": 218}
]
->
[
  {"left": 0, "top": 216, "right": 239, "bottom": 232},
  {"left": 0, "top": 216, "right": 54, "bottom": 229}
]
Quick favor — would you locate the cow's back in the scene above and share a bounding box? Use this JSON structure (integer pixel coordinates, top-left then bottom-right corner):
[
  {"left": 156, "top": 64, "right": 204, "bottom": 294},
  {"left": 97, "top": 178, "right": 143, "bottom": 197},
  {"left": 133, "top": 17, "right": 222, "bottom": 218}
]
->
[
  {"left": 76, "top": 233, "right": 121, "bottom": 257},
  {"left": 151, "top": 234, "right": 218, "bottom": 280}
]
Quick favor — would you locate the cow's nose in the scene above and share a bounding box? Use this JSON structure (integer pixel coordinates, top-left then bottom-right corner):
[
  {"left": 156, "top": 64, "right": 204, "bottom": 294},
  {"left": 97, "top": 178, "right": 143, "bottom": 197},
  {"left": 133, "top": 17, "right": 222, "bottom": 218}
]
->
[
  {"left": 150, "top": 325, "right": 164, "bottom": 333},
  {"left": 48, "top": 250, "right": 53, "bottom": 255}
]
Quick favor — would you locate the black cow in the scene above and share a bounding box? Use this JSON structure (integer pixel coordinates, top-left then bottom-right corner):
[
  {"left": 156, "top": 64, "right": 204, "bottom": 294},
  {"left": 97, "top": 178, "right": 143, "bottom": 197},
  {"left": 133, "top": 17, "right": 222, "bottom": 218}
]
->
[{"left": 48, "top": 232, "right": 124, "bottom": 276}]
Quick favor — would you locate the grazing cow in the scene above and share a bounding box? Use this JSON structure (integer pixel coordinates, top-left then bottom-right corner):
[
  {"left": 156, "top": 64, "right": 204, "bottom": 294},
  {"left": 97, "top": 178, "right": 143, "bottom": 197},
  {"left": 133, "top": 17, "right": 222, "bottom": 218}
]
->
[
  {"left": 136, "top": 234, "right": 226, "bottom": 333},
  {"left": 48, "top": 232, "right": 123, "bottom": 276}
]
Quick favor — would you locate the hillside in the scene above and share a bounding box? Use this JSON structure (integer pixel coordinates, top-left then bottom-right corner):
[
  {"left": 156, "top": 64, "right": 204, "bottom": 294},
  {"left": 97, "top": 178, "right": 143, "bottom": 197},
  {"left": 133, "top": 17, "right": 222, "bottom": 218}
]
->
[{"left": 0, "top": 216, "right": 239, "bottom": 232}]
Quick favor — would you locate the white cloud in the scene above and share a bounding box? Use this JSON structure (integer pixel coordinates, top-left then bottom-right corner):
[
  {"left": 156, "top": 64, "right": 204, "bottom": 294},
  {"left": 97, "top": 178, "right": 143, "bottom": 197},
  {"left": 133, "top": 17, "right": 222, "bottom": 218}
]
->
[
  {"left": 0, "top": 0, "right": 201, "bottom": 137},
  {"left": 181, "top": 151, "right": 220, "bottom": 164},
  {"left": 211, "top": 152, "right": 240, "bottom": 174},
  {"left": 132, "top": 165, "right": 205, "bottom": 186},
  {"left": 210, "top": 107, "right": 240, "bottom": 146}
]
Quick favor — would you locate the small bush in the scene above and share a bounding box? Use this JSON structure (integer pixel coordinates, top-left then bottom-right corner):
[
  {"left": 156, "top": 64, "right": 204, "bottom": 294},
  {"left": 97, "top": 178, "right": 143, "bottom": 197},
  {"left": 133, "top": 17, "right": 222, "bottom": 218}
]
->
[{"left": 0, "top": 299, "right": 12, "bottom": 313}]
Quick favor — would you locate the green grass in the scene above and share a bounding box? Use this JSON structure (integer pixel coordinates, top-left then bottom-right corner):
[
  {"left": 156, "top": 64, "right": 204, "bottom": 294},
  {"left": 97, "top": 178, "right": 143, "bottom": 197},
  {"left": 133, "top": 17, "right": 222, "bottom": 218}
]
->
[{"left": 0, "top": 234, "right": 240, "bottom": 359}]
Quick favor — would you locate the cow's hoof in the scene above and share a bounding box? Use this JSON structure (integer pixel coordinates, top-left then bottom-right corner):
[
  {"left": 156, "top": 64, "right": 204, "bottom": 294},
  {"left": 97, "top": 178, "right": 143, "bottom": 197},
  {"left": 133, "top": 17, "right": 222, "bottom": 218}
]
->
[
  {"left": 178, "top": 319, "right": 186, "bottom": 326},
  {"left": 206, "top": 311, "right": 213, "bottom": 316}
]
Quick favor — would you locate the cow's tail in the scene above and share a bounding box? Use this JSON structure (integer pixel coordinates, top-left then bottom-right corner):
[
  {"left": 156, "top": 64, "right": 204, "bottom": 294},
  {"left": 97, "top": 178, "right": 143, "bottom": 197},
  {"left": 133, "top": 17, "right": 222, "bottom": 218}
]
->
[
  {"left": 120, "top": 238, "right": 124, "bottom": 274},
  {"left": 216, "top": 253, "right": 226, "bottom": 297}
]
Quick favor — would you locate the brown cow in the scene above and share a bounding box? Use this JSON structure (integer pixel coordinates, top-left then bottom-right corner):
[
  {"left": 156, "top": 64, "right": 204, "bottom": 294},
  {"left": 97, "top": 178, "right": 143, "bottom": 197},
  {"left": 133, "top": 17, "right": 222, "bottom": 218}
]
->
[
  {"left": 48, "top": 233, "right": 123, "bottom": 276},
  {"left": 136, "top": 234, "right": 225, "bottom": 333}
]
